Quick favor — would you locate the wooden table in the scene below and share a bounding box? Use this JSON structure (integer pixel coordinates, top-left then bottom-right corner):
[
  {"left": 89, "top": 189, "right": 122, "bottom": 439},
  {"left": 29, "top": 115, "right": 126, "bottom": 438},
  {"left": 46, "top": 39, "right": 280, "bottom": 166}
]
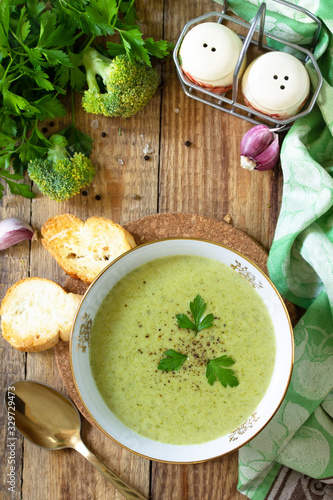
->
[{"left": 1, "top": 1, "right": 284, "bottom": 498}]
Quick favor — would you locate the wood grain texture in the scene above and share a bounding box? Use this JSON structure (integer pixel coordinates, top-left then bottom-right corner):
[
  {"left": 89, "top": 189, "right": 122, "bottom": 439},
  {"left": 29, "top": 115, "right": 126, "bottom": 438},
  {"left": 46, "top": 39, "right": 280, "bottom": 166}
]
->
[
  {"left": 0, "top": 192, "right": 31, "bottom": 500},
  {"left": 0, "top": 0, "right": 285, "bottom": 499}
]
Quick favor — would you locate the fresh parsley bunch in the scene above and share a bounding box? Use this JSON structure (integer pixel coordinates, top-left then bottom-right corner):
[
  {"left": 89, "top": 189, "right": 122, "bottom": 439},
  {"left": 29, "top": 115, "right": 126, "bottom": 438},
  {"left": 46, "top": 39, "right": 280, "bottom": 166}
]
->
[{"left": 0, "top": 0, "right": 171, "bottom": 198}]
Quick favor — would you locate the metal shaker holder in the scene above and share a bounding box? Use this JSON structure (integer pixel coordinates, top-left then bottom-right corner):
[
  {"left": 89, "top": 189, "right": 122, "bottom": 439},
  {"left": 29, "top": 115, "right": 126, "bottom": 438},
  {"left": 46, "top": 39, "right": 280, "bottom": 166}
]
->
[{"left": 173, "top": 0, "right": 323, "bottom": 131}]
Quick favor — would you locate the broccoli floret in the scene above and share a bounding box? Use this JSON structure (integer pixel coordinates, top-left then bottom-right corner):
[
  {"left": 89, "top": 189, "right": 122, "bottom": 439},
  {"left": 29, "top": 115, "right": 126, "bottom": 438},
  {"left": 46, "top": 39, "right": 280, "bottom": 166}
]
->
[
  {"left": 81, "top": 48, "right": 159, "bottom": 118},
  {"left": 28, "top": 134, "right": 95, "bottom": 202}
]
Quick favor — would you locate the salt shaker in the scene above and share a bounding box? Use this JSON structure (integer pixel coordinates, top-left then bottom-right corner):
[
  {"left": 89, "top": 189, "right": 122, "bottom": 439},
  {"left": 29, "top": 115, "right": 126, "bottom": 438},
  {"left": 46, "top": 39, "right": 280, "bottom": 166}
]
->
[
  {"left": 179, "top": 22, "right": 246, "bottom": 94},
  {"left": 242, "top": 51, "right": 310, "bottom": 119}
]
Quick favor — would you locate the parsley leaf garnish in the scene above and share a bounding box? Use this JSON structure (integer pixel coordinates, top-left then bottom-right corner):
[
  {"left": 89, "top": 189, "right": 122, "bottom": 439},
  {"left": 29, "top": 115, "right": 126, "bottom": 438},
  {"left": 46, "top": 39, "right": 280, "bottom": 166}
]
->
[
  {"left": 205, "top": 355, "right": 239, "bottom": 388},
  {"left": 176, "top": 295, "right": 214, "bottom": 335},
  {"left": 157, "top": 349, "right": 187, "bottom": 372}
]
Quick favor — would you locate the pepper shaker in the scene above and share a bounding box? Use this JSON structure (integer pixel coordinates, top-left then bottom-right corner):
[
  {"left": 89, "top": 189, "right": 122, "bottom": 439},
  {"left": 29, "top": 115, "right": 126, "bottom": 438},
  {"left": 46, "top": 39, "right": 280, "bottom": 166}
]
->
[{"left": 242, "top": 51, "right": 310, "bottom": 119}]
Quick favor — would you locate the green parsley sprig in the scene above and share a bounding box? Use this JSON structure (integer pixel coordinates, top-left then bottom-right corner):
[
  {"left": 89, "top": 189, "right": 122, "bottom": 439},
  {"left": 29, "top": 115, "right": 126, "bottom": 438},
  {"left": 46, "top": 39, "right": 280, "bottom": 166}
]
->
[
  {"left": 157, "top": 349, "right": 187, "bottom": 372},
  {"left": 206, "top": 355, "right": 239, "bottom": 388},
  {"left": 176, "top": 295, "right": 214, "bottom": 335}
]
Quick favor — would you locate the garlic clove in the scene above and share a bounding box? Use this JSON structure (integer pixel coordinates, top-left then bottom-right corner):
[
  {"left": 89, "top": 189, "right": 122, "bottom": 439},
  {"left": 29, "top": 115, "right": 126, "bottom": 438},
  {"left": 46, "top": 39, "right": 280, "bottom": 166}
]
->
[
  {"left": 0, "top": 217, "right": 35, "bottom": 251},
  {"left": 253, "top": 134, "right": 280, "bottom": 171},
  {"left": 240, "top": 124, "right": 274, "bottom": 158},
  {"left": 240, "top": 125, "right": 280, "bottom": 172}
]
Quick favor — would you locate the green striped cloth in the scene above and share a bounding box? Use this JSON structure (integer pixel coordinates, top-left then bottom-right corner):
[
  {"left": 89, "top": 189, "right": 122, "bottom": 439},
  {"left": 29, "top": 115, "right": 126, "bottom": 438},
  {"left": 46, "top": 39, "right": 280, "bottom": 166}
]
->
[{"left": 213, "top": 1, "right": 333, "bottom": 498}]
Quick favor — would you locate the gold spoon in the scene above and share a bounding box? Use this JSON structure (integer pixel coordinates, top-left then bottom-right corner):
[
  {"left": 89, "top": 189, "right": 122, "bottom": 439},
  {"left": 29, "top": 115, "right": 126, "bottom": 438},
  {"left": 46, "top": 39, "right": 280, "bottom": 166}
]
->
[{"left": 5, "top": 380, "right": 147, "bottom": 500}]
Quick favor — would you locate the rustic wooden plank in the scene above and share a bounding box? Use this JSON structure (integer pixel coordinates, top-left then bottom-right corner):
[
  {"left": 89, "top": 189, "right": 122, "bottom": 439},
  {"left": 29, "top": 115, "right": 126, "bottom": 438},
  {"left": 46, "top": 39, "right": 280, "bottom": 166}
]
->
[
  {"left": 0, "top": 183, "right": 32, "bottom": 500},
  {"left": 151, "top": 452, "right": 242, "bottom": 500}
]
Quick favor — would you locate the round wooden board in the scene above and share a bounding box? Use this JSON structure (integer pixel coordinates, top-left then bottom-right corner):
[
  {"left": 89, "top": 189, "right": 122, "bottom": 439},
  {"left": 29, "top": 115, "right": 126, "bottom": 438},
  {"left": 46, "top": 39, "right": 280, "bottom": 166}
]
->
[{"left": 55, "top": 212, "right": 297, "bottom": 425}]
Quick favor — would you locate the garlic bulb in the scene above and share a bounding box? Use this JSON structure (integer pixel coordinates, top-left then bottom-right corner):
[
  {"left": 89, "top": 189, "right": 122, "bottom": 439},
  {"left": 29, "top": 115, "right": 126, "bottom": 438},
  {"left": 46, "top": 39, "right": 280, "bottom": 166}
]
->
[
  {"left": 0, "top": 217, "right": 35, "bottom": 251},
  {"left": 240, "top": 125, "right": 280, "bottom": 171}
]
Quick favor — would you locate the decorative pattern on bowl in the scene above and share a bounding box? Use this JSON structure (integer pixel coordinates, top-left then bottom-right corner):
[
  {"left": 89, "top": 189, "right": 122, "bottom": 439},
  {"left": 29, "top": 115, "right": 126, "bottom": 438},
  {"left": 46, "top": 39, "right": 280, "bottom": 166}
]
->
[
  {"left": 229, "top": 412, "right": 261, "bottom": 442},
  {"left": 230, "top": 260, "right": 264, "bottom": 289},
  {"left": 76, "top": 313, "right": 92, "bottom": 353}
]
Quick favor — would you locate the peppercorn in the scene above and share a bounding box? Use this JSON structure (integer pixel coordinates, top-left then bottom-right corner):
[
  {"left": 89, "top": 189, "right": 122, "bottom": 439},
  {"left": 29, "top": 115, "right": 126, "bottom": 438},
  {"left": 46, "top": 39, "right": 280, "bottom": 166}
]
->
[
  {"left": 101, "top": 132, "right": 107, "bottom": 137},
  {"left": 81, "top": 191, "right": 88, "bottom": 196},
  {"left": 48, "top": 122, "right": 55, "bottom": 127},
  {"left": 144, "top": 155, "right": 150, "bottom": 161},
  {"left": 42, "top": 127, "right": 48, "bottom": 133},
  {"left": 95, "top": 194, "right": 101, "bottom": 200},
  {"left": 184, "top": 141, "right": 191, "bottom": 147}
]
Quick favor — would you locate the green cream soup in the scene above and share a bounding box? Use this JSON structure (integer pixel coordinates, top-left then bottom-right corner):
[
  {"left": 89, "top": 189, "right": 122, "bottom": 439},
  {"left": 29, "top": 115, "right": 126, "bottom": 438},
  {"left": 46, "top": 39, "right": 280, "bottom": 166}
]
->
[{"left": 90, "top": 255, "right": 275, "bottom": 445}]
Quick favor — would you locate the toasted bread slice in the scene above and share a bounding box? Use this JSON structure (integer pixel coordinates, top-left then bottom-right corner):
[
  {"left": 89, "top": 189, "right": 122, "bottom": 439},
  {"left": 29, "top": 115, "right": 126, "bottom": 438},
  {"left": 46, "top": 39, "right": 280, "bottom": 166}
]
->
[
  {"left": 41, "top": 214, "right": 137, "bottom": 283},
  {"left": 0, "top": 278, "right": 81, "bottom": 352}
]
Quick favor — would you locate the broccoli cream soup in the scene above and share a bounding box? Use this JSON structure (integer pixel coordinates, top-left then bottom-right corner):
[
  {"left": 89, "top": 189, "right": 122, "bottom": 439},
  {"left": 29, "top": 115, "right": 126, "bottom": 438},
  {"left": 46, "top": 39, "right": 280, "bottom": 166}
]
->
[{"left": 90, "top": 255, "right": 275, "bottom": 445}]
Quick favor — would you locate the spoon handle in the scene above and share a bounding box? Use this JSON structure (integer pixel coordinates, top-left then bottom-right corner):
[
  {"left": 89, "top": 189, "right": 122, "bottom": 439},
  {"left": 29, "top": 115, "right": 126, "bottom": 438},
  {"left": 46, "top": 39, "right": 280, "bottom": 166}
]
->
[{"left": 74, "top": 439, "right": 148, "bottom": 500}]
